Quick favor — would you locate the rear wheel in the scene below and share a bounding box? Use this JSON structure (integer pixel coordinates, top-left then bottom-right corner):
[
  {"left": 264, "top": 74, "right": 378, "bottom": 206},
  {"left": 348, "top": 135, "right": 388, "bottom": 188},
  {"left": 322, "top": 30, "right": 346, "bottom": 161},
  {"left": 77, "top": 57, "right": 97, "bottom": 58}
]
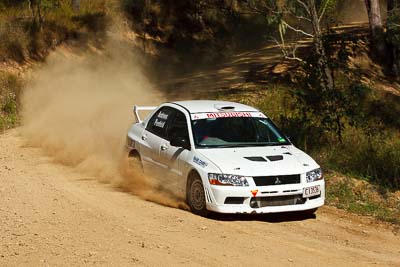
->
[{"left": 187, "top": 173, "right": 210, "bottom": 217}]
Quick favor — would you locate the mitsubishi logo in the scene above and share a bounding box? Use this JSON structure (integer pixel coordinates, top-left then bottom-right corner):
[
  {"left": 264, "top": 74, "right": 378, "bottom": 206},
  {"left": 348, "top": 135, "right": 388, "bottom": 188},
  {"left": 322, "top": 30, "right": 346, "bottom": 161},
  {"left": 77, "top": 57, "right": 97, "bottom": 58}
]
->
[{"left": 274, "top": 177, "right": 282, "bottom": 185}]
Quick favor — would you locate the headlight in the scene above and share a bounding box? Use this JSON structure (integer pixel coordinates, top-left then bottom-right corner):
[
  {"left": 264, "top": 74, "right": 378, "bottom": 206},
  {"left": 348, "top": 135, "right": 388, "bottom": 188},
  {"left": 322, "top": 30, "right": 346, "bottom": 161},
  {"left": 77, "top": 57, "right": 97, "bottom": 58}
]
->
[
  {"left": 306, "top": 168, "right": 323, "bottom": 183},
  {"left": 208, "top": 173, "right": 250, "bottom": 186}
]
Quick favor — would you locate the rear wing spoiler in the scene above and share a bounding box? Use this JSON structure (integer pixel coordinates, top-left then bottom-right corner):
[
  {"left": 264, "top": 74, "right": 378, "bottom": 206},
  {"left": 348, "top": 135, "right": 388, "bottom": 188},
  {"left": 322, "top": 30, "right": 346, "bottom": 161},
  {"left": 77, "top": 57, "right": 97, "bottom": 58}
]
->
[{"left": 133, "top": 105, "right": 157, "bottom": 123}]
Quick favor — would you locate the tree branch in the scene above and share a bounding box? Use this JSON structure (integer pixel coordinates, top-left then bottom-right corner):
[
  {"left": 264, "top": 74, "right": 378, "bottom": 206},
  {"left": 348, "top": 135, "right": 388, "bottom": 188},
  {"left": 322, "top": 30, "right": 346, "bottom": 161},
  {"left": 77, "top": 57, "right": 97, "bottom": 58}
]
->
[
  {"left": 296, "top": 0, "right": 311, "bottom": 15},
  {"left": 282, "top": 20, "right": 314, "bottom": 37},
  {"left": 318, "top": 0, "right": 330, "bottom": 22},
  {"left": 271, "top": 38, "right": 304, "bottom": 62},
  {"left": 296, "top": 15, "right": 312, "bottom": 22}
]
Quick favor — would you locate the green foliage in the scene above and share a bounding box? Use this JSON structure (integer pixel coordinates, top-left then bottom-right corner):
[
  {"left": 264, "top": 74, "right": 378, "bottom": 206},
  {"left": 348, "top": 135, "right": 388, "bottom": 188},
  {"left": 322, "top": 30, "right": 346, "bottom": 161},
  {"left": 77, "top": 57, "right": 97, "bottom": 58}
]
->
[
  {"left": 0, "top": 71, "right": 23, "bottom": 131},
  {"left": 285, "top": 30, "right": 376, "bottom": 145},
  {"left": 253, "top": 86, "right": 324, "bottom": 151},
  {"left": 387, "top": 4, "right": 400, "bottom": 46},
  {"left": 322, "top": 128, "right": 400, "bottom": 189}
]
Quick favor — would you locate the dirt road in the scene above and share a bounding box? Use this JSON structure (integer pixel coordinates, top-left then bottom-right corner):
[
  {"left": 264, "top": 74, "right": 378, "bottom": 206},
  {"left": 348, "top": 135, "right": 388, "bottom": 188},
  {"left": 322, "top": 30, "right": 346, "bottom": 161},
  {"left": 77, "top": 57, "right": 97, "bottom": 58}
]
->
[{"left": 0, "top": 129, "right": 399, "bottom": 266}]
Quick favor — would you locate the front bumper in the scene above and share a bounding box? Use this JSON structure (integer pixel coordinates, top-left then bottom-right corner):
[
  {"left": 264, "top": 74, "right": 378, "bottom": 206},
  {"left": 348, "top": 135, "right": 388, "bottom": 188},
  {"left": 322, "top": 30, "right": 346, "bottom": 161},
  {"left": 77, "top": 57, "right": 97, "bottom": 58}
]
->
[{"left": 205, "top": 180, "right": 325, "bottom": 214}]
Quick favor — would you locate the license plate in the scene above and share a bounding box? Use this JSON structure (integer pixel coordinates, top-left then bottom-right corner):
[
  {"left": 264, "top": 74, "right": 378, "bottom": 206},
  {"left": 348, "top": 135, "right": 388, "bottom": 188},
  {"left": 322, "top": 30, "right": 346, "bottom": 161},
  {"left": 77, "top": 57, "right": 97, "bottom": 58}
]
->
[{"left": 303, "top": 185, "right": 321, "bottom": 198}]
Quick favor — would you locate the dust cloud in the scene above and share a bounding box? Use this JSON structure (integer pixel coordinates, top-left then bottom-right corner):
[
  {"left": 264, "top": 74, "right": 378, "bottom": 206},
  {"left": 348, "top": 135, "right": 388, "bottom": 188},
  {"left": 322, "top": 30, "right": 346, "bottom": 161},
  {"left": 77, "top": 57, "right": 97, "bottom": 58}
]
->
[{"left": 20, "top": 32, "right": 187, "bottom": 209}]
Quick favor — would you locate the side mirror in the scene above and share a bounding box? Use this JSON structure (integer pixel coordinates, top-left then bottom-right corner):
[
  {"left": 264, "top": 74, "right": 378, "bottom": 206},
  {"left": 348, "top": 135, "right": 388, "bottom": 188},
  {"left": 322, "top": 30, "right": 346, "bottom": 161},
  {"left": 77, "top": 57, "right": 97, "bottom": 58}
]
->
[{"left": 170, "top": 136, "right": 191, "bottom": 150}]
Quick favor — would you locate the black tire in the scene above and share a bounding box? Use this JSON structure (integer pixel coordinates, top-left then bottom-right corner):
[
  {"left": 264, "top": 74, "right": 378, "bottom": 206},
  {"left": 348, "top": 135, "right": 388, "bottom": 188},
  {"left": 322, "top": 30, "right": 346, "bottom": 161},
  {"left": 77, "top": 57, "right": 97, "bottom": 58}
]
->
[{"left": 187, "top": 173, "right": 210, "bottom": 217}]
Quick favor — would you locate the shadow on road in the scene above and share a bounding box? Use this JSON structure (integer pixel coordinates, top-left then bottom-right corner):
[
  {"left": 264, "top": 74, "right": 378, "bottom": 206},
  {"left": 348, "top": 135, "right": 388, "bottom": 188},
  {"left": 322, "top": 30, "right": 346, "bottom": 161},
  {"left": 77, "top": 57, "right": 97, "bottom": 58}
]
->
[{"left": 209, "top": 211, "right": 317, "bottom": 223}]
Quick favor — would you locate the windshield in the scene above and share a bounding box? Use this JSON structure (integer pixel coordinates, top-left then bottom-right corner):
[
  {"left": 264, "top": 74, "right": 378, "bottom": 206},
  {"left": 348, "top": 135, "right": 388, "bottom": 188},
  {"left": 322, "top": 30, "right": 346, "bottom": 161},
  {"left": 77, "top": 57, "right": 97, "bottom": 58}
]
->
[{"left": 192, "top": 116, "right": 290, "bottom": 148}]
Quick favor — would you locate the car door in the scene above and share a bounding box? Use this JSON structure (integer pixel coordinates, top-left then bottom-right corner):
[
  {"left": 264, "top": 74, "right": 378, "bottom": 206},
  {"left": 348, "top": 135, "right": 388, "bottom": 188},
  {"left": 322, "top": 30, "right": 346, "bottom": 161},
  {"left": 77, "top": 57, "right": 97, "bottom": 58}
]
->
[
  {"left": 159, "top": 109, "right": 191, "bottom": 198},
  {"left": 140, "top": 106, "right": 176, "bottom": 179}
]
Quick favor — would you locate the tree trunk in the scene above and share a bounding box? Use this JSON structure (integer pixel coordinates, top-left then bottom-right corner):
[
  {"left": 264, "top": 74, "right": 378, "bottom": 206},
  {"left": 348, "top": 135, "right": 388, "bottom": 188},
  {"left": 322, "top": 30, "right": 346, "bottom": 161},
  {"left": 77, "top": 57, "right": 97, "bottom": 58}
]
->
[
  {"left": 364, "top": 0, "right": 387, "bottom": 62},
  {"left": 28, "top": 0, "right": 36, "bottom": 20},
  {"left": 387, "top": 0, "right": 400, "bottom": 77},
  {"left": 307, "top": 0, "right": 334, "bottom": 91},
  {"left": 36, "top": 0, "right": 43, "bottom": 25}
]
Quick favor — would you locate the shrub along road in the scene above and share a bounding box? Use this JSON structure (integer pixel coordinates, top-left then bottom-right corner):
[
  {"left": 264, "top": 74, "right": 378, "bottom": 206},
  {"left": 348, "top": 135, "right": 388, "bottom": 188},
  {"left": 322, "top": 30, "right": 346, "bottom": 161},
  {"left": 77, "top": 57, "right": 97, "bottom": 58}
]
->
[{"left": 0, "top": 130, "right": 399, "bottom": 266}]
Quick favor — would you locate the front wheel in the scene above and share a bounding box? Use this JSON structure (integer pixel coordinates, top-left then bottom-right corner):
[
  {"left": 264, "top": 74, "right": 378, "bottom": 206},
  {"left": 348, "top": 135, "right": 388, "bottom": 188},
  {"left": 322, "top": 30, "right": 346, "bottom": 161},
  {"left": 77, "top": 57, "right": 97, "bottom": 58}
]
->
[{"left": 187, "top": 173, "right": 210, "bottom": 217}]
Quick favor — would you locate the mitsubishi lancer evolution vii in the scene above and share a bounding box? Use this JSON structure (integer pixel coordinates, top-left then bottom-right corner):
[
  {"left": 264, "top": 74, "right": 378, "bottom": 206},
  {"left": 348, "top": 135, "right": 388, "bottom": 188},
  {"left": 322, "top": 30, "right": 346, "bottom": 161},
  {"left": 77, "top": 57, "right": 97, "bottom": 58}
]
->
[{"left": 126, "top": 100, "right": 324, "bottom": 217}]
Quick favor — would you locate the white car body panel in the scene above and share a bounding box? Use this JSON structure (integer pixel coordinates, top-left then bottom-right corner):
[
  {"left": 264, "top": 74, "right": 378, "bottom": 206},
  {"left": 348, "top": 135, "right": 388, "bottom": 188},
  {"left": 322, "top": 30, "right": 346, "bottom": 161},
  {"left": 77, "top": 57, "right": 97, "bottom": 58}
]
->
[
  {"left": 197, "top": 146, "right": 318, "bottom": 176},
  {"left": 126, "top": 100, "right": 325, "bottom": 214}
]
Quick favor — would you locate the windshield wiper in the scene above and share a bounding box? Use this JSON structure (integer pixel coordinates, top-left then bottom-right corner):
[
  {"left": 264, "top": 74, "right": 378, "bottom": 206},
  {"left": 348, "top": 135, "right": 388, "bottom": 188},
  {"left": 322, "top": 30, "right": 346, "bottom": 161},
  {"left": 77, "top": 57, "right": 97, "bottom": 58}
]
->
[
  {"left": 196, "top": 142, "right": 290, "bottom": 148},
  {"left": 198, "top": 143, "right": 267, "bottom": 148},
  {"left": 196, "top": 144, "right": 245, "bottom": 148},
  {"left": 268, "top": 142, "right": 290, "bottom": 146}
]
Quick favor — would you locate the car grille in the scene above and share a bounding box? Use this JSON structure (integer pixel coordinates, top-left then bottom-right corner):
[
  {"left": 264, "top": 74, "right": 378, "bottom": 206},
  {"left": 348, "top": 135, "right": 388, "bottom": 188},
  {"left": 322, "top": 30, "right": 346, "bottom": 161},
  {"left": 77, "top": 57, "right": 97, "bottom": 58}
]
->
[
  {"left": 251, "top": 194, "right": 305, "bottom": 208},
  {"left": 253, "top": 174, "right": 301, "bottom": 186}
]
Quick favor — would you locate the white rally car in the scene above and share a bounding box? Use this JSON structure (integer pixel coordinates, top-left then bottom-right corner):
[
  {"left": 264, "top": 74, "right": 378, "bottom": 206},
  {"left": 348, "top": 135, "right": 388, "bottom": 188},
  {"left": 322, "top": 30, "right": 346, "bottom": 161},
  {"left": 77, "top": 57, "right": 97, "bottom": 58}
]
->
[{"left": 126, "top": 100, "right": 324, "bottom": 216}]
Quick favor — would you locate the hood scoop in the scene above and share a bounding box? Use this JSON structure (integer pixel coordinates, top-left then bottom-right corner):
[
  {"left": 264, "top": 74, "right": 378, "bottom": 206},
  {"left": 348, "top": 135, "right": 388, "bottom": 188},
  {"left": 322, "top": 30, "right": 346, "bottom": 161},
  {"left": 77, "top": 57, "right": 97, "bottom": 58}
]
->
[
  {"left": 244, "top": 155, "right": 284, "bottom": 162},
  {"left": 214, "top": 104, "right": 235, "bottom": 111},
  {"left": 266, "top": 155, "right": 284, "bottom": 161},
  {"left": 244, "top": 156, "right": 267, "bottom": 162}
]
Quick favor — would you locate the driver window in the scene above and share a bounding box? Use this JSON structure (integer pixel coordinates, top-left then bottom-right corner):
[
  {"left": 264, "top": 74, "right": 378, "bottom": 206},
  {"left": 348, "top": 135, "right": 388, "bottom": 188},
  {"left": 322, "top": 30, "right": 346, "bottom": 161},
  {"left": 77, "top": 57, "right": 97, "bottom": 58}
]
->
[
  {"left": 146, "top": 107, "right": 175, "bottom": 139},
  {"left": 167, "top": 110, "right": 190, "bottom": 143}
]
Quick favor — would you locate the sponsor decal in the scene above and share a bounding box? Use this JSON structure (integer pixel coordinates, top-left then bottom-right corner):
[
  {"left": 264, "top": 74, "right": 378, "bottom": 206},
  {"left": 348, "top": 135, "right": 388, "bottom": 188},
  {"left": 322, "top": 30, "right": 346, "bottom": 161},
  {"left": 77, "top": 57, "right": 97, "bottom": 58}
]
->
[
  {"left": 206, "top": 112, "right": 251, "bottom": 118},
  {"left": 193, "top": 156, "right": 208, "bottom": 168},
  {"left": 157, "top": 111, "right": 169, "bottom": 120},
  {"left": 154, "top": 118, "right": 166, "bottom": 128},
  {"left": 191, "top": 112, "right": 267, "bottom": 120}
]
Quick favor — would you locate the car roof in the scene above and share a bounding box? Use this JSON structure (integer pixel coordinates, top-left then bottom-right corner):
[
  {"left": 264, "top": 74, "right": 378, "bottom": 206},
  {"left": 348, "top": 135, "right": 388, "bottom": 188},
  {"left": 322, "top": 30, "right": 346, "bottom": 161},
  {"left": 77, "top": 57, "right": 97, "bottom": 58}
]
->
[{"left": 170, "top": 100, "right": 259, "bottom": 113}]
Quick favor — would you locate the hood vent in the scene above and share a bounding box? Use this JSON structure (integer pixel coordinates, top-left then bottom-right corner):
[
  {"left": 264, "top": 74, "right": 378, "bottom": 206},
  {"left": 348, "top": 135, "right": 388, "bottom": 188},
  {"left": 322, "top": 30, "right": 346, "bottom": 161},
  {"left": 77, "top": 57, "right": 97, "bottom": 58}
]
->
[
  {"left": 245, "top": 156, "right": 285, "bottom": 162},
  {"left": 244, "top": 156, "right": 267, "bottom": 162},
  {"left": 266, "top": 155, "right": 284, "bottom": 161},
  {"left": 214, "top": 104, "right": 235, "bottom": 111}
]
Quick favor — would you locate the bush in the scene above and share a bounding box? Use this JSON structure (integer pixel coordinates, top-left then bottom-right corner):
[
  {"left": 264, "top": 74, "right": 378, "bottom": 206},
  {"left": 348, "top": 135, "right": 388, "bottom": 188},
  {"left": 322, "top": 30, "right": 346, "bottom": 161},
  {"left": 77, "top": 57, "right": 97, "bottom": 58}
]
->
[
  {"left": 323, "top": 129, "right": 400, "bottom": 189},
  {"left": 252, "top": 85, "right": 326, "bottom": 151},
  {"left": 0, "top": 71, "right": 23, "bottom": 131}
]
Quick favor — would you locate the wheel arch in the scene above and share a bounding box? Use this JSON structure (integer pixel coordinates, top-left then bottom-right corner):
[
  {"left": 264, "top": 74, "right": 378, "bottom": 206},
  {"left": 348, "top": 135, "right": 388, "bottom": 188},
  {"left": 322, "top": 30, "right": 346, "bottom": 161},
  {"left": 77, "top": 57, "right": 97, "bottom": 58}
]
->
[
  {"left": 185, "top": 167, "right": 214, "bottom": 206},
  {"left": 185, "top": 168, "right": 211, "bottom": 217},
  {"left": 128, "top": 149, "right": 141, "bottom": 159},
  {"left": 186, "top": 169, "right": 201, "bottom": 193}
]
